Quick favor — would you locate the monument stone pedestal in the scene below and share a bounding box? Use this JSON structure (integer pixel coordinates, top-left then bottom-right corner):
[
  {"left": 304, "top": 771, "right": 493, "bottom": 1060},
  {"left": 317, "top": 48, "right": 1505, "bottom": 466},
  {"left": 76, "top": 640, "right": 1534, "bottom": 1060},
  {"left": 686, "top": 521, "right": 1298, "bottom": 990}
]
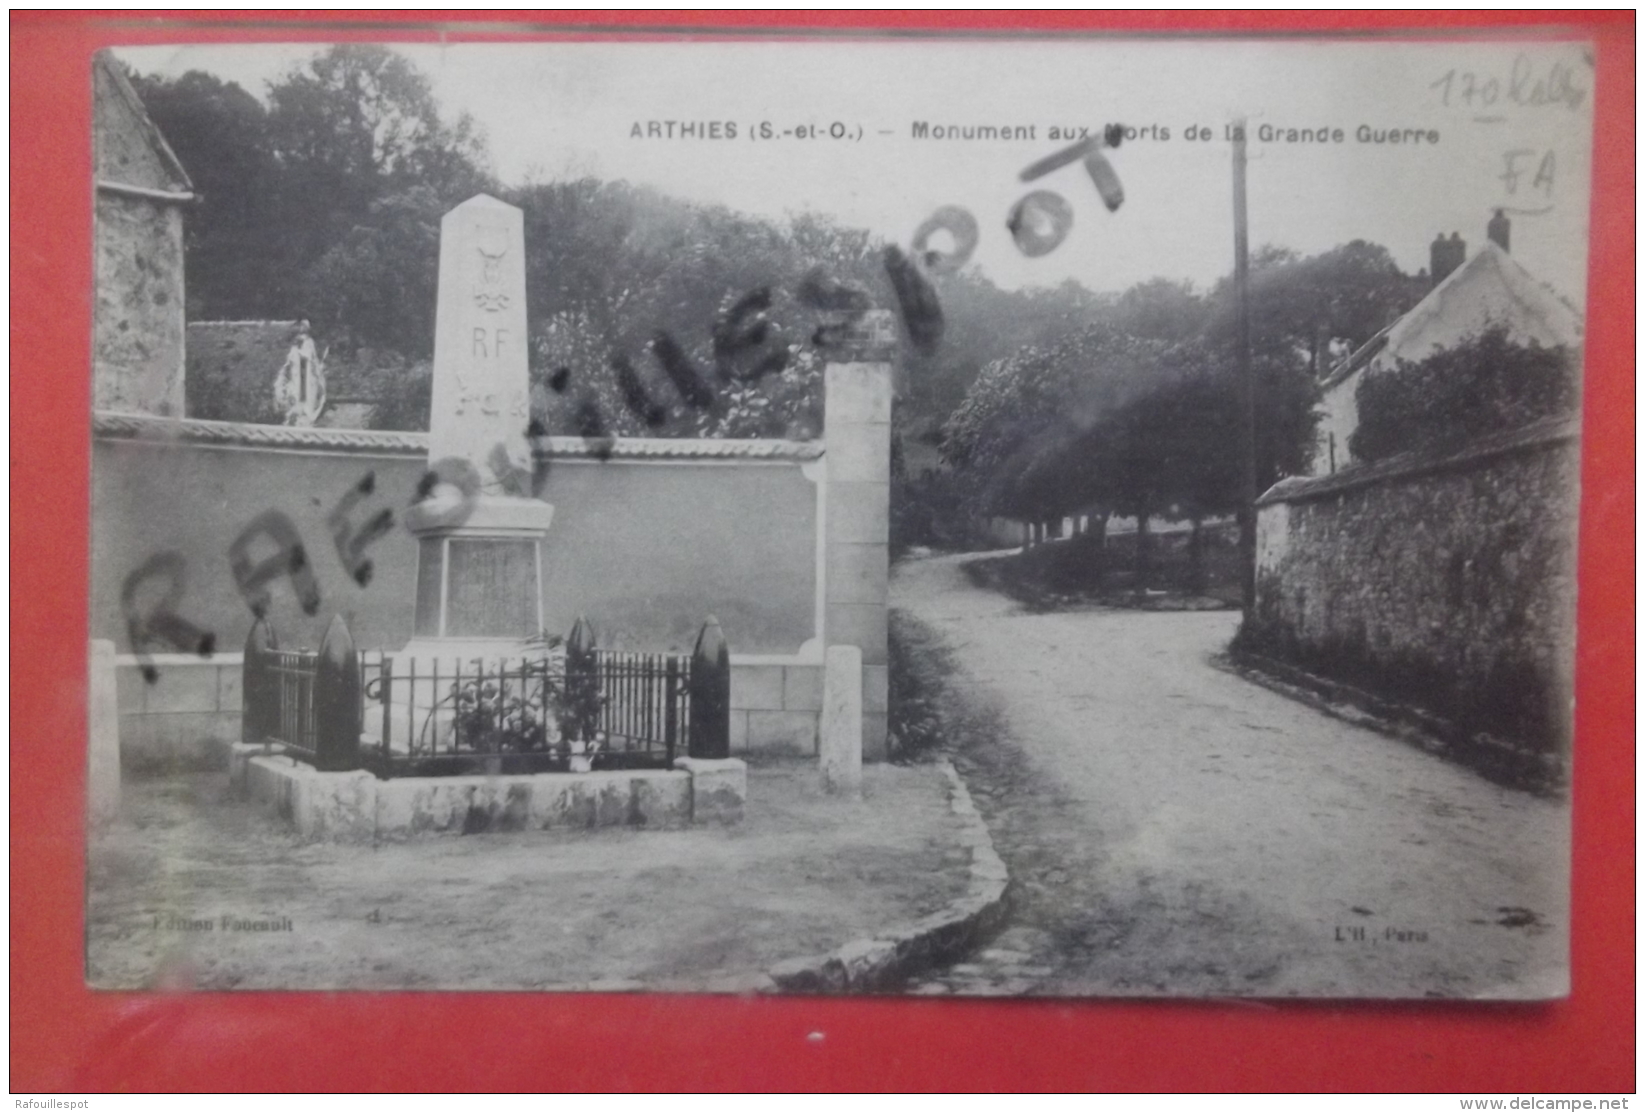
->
[
  {"left": 403, "top": 494, "right": 555, "bottom": 652},
  {"left": 394, "top": 494, "right": 555, "bottom": 756}
]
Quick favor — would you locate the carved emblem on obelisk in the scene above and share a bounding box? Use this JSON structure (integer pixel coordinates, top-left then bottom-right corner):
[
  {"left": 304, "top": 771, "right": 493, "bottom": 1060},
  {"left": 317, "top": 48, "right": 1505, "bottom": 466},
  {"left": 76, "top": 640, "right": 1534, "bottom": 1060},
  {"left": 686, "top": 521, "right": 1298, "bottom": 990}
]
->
[{"left": 473, "top": 225, "right": 512, "bottom": 312}]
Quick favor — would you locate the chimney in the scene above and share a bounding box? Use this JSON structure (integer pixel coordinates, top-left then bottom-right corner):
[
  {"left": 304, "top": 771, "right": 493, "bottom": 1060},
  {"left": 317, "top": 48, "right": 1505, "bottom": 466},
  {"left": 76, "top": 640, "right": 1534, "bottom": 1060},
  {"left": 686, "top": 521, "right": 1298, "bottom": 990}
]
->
[
  {"left": 1430, "top": 231, "right": 1466, "bottom": 288},
  {"left": 1488, "top": 208, "right": 1510, "bottom": 252}
]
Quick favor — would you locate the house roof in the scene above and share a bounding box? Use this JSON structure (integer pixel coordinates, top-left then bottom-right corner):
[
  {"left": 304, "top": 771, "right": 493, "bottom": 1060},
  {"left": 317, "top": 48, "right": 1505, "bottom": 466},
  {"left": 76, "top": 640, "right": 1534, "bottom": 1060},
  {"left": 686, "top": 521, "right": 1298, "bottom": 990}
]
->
[
  {"left": 1320, "top": 243, "right": 1583, "bottom": 392},
  {"left": 183, "top": 320, "right": 301, "bottom": 422},
  {"left": 92, "top": 52, "right": 194, "bottom": 195},
  {"left": 187, "top": 320, "right": 298, "bottom": 381}
]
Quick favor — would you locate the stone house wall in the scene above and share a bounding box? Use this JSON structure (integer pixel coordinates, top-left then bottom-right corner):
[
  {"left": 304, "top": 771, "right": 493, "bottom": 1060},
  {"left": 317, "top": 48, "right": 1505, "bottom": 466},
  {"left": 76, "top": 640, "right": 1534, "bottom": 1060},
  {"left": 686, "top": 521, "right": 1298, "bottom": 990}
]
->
[
  {"left": 94, "top": 195, "right": 187, "bottom": 415},
  {"left": 1250, "top": 417, "right": 1580, "bottom": 760},
  {"left": 92, "top": 53, "right": 192, "bottom": 416}
]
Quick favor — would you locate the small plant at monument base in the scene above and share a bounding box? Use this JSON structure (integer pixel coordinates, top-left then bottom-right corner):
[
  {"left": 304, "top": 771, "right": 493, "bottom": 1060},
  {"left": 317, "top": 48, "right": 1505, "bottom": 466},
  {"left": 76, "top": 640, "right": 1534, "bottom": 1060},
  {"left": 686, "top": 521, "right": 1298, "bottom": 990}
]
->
[
  {"left": 450, "top": 671, "right": 566, "bottom": 755},
  {"left": 445, "top": 650, "right": 611, "bottom": 769}
]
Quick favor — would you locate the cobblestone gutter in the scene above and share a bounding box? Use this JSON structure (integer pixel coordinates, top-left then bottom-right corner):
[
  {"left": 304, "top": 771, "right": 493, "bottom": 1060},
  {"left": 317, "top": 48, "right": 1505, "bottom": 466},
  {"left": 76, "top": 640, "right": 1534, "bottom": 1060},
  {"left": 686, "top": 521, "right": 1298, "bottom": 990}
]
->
[
  {"left": 766, "top": 758, "right": 1010, "bottom": 993},
  {"left": 1219, "top": 650, "right": 1567, "bottom": 795}
]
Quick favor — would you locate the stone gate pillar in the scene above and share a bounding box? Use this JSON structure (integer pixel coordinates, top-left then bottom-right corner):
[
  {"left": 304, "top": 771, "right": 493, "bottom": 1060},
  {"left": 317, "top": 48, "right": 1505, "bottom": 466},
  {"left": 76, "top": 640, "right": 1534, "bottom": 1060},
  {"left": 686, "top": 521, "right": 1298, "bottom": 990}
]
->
[{"left": 823, "top": 311, "right": 894, "bottom": 761}]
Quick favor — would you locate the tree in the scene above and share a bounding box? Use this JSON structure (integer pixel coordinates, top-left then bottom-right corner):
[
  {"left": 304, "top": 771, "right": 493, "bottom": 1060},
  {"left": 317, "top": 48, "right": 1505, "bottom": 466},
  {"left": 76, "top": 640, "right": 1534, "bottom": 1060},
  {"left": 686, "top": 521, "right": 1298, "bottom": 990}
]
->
[
  {"left": 133, "top": 46, "right": 493, "bottom": 330},
  {"left": 903, "top": 273, "right": 1108, "bottom": 434},
  {"left": 262, "top": 45, "right": 491, "bottom": 313},
  {"left": 1208, "top": 240, "right": 1425, "bottom": 376},
  {"left": 298, "top": 185, "right": 445, "bottom": 356},
  {"left": 1296, "top": 240, "right": 1429, "bottom": 367},
  {"left": 368, "top": 358, "right": 433, "bottom": 432},
  {"left": 942, "top": 326, "right": 1176, "bottom": 523},
  {"left": 1098, "top": 348, "right": 1243, "bottom": 588},
  {"left": 1035, "top": 342, "right": 1232, "bottom": 584},
  {"left": 514, "top": 179, "right": 891, "bottom": 439},
  {"left": 1350, "top": 326, "right": 1579, "bottom": 462},
  {"left": 1106, "top": 277, "right": 1211, "bottom": 344},
  {"left": 265, "top": 45, "right": 489, "bottom": 198},
  {"left": 127, "top": 68, "right": 280, "bottom": 321},
  {"left": 942, "top": 259, "right": 1324, "bottom": 583}
]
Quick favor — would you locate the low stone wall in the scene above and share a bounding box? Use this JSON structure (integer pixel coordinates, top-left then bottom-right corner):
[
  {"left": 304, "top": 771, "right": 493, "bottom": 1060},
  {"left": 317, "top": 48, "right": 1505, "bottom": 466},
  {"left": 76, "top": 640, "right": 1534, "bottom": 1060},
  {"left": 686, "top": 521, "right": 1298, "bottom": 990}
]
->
[
  {"left": 230, "top": 744, "right": 745, "bottom": 842},
  {"left": 729, "top": 659, "right": 887, "bottom": 758},
  {"left": 116, "top": 654, "right": 241, "bottom": 772},
  {"left": 1248, "top": 417, "right": 1580, "bottom": 775}
]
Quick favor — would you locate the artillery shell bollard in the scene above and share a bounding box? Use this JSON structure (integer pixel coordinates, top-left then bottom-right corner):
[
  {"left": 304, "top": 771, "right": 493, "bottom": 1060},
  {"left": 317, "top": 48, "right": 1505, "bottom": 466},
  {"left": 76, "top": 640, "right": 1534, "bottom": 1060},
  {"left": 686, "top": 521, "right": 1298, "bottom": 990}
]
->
[
  {"left": 241, "top": 615, "right": 279, "bottom": 750},
  {"left": 565, "top": 616, "right": 600, "bottom": 770},
  {"left": 689, "top": 616, "right": 730, "bottom": 760},
  {"left": 312, "top": 614, "right": 362, "bottom": 772}
]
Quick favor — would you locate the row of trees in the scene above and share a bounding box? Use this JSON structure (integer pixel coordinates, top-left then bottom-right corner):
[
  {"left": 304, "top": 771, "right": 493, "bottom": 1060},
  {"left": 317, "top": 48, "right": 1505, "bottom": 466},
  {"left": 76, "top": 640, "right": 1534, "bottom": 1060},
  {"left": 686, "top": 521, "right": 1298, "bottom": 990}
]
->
[{"left": 940, "top": 243, "right": 1428, "bottom": 564}]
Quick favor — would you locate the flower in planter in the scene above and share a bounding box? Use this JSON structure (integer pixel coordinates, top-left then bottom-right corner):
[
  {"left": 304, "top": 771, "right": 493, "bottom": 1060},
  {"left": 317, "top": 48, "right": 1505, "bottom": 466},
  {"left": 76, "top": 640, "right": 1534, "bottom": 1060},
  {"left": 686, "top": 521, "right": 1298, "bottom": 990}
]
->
[{"left": 439, "top": 666, "right": 573, "bottom": 757}]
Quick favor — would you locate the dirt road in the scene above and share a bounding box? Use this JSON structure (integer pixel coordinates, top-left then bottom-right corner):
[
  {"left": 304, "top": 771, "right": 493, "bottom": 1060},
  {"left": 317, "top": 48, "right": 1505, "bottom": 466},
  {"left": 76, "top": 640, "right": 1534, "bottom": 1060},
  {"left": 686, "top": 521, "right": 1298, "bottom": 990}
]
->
[{"left": 895, "top": 551, "right": 1569, "bottom": 999}]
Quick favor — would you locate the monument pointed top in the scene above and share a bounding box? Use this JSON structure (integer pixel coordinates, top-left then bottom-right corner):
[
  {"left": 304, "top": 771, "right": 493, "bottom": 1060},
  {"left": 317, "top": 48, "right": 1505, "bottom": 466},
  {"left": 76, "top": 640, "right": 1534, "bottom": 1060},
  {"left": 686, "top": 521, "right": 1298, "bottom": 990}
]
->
[
  {"left": 426, "top": 192, "right": 532, "bottom": 495},
  {"left": 451, "top": 192, "right": 518, "bottom": 213}
]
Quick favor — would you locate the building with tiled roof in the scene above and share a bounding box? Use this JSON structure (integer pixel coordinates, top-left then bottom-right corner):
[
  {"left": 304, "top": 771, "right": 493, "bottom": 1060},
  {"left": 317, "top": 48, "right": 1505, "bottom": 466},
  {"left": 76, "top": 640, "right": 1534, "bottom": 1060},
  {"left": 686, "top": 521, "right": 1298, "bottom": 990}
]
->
[{"left": 1311, "top": 219, "right": 1583, "bottom": 476}]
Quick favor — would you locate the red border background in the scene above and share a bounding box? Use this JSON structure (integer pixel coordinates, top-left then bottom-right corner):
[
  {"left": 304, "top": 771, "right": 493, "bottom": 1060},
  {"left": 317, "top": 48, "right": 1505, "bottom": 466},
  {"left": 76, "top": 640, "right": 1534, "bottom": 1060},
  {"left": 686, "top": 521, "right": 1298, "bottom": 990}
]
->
[{"left": 11, "top": 10, "right": 1634, "bottom": 1094}]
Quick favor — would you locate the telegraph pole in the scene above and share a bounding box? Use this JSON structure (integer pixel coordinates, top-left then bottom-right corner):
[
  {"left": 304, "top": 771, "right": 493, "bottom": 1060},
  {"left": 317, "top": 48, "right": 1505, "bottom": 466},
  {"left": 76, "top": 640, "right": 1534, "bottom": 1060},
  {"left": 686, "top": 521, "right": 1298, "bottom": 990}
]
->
[{"left": 1232, "top": 118, "right": 1258, "bottom": 617}]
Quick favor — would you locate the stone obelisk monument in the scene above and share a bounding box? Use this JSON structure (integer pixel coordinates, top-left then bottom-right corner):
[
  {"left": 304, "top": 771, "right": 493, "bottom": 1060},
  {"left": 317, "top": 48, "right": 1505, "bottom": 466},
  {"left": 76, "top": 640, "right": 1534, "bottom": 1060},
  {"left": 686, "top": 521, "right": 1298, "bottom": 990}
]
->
[{"left": 404, "top": 194, "right": 553, "bottom": 650}]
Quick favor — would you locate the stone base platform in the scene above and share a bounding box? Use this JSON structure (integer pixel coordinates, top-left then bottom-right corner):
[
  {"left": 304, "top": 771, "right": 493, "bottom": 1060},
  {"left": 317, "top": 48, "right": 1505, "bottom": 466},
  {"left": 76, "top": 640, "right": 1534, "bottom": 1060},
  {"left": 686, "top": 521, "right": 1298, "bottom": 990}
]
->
[{"left": 228, "top": 743, "right": 744, "bottom": 842}]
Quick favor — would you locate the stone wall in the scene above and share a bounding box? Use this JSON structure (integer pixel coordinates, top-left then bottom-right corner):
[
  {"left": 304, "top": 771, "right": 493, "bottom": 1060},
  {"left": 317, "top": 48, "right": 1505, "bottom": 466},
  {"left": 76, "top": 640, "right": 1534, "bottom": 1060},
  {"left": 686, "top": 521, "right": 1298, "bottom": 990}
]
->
[
  {"left": 114, "top": 655, "right": 241, "bottom": 773},
  {"left": 1249, "top": 417, "right": 1580, "bottom": 763},
  {"left": 93, "top": 188, "right": 187, "bottom": 416},
  {"left": 92, "top": 412, "right": 897, "bottom": 764},
  {"left": 92, "top": 418, "right": 823, "bottom": 657}
]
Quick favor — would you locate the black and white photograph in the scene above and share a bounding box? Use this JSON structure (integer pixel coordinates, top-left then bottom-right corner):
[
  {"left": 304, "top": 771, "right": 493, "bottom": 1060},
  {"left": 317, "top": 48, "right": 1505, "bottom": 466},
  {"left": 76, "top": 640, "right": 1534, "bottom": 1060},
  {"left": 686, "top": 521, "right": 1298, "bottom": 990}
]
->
[{"left": 86, "top": 31, "right": 1591, "bottom": 999}]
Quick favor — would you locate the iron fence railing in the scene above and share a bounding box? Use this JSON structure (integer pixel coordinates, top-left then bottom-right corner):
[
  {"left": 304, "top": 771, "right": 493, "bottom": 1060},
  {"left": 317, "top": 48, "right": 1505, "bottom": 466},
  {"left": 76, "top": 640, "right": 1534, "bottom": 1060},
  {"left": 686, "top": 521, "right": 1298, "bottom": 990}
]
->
[
  {"left": 268, "top": 647, "right": 319, "bottom": 766},
  {"left": 244, "top": 613, "right": 728, "bottom": 779},
  {"left": 355, "top": 649, "right": 689, "bottom": 778}
]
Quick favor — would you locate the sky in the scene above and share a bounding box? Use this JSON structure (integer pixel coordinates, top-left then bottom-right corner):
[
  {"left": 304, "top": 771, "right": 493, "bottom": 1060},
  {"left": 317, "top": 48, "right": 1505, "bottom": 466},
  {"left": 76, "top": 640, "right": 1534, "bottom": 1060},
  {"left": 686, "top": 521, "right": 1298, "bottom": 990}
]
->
[{"left": 117, "top": 35, "right": 1595, "bottom": 307}]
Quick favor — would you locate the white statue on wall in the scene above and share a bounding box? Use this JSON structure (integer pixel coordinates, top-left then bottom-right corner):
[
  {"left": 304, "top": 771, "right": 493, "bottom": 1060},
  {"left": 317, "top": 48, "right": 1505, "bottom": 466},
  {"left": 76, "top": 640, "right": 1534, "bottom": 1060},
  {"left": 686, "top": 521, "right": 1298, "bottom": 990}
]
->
[{"left": 274, "top": 319, "right": 326, "bottom": 426}]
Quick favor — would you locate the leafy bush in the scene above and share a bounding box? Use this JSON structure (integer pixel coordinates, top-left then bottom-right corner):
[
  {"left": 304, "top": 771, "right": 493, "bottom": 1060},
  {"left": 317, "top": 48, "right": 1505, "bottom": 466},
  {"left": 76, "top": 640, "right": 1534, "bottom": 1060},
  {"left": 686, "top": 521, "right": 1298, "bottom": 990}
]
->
[
  {"left": 1350, "top": 326, "right": 1579, "bottom": 462},
  {"left": 451, "top": 673, "right": 564, "bottom": 754},
  {"left": 886, "top": 611, "right": 948, "bottom": 763},
  {"left": 367, "top": 359, "right": 432, "bottom": 432},
  {"left": 186, "top": 358, "right": 283, "bottom": 425}
]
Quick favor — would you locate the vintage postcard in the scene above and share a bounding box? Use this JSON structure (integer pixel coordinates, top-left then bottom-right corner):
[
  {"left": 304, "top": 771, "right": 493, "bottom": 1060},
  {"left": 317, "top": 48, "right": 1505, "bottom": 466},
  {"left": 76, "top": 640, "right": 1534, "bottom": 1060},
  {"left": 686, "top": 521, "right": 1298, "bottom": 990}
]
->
[{"left": 86, "top": 31, "right": 1591, "bottom": 998}]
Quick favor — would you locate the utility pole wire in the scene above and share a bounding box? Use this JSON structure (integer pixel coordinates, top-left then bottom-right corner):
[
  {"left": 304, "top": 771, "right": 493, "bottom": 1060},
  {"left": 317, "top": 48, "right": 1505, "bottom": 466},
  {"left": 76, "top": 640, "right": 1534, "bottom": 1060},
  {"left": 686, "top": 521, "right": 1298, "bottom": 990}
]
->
[{"left": 1232, "top": 118, "right": 1258, "bottom": 618}]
